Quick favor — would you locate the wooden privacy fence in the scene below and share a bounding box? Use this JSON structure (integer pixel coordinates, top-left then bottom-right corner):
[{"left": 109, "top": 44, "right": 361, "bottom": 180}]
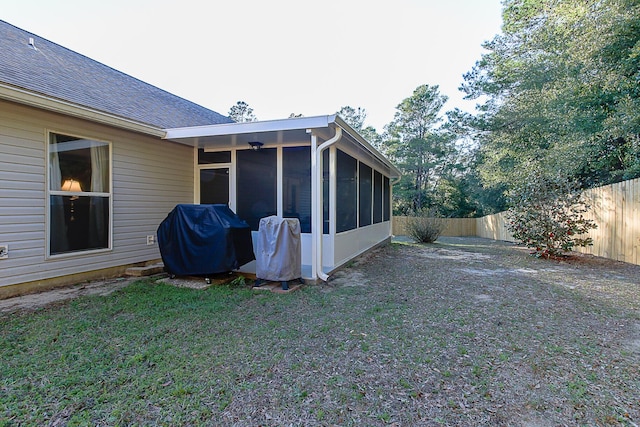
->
[
  {"left": 392, "top": 177, "right": 640, "bottom": 266},
  {"left": 392, "top": 216, "right": 477, "bottom": 237},
  {"left": 392, "top": 214, "right": 512, "bottom": 240},
  {"left": 576, "top": 178, "right": 640, "bottom": 265}
]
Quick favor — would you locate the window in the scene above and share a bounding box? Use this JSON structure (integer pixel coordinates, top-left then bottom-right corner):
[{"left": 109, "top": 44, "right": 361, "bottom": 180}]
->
[
  {"left": 236, "top": 148, "right": 277, "bottom": 230},
  {"left": 336, "top": 149, "right": 357, "bottom": 233},
  {"left": 283, "top": 147, "right": 311, "bottom": 233},
  {"left": 48, "top": 133, "right": 110, "bottom": 255},
  {"left": 359, "top": 163, "right": 372, "bottom": 227},
  {"left": 373, "top": 170, "right": 383, "bottom": 223}
]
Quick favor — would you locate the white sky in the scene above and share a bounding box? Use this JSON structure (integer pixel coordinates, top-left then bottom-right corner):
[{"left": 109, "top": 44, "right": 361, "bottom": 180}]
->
[{"left": 2, "top": 0, "right": 503, "bottom": 131}]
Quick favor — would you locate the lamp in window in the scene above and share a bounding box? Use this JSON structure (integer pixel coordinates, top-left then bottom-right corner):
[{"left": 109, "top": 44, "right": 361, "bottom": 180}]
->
[
  {"left": 61, "top": 179, "right": 82, "bottom": 196},
  {"left": 61, "top": 179, "right": 82, "bottom": 221},
  {"left": 248, "top": 141, "right": 263, "bottom": 151}
]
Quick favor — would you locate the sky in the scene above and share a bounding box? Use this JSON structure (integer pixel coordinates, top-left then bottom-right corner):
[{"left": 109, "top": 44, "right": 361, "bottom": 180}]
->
[{"left": 2, "top": 0, "right": 504, "bottom": 131}]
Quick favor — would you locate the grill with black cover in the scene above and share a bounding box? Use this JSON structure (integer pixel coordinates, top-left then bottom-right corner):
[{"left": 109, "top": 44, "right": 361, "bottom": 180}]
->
[{"left": 157, "top": 204, "right": 254, "bottom": 277}]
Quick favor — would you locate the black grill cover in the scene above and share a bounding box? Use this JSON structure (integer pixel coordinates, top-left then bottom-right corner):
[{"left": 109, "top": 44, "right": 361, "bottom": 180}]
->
[{"left": 157, "top": 204, "right": 255, "bottom": 276}]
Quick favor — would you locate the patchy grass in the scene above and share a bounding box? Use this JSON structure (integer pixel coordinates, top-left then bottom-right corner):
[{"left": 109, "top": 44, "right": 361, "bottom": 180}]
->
[{"left": 1, "top": 237, "right": 639, "bottom": 426}]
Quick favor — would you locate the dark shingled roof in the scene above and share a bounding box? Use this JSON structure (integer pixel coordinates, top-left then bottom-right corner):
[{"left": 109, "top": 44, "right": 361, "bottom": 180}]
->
[{"left": 0, "top": 20, "right": 232, "bottom": 129}]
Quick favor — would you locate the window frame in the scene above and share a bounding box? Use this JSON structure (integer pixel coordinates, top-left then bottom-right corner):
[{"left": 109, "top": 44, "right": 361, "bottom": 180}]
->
[{"left": 46, "top": 130, "right": 113, "bottom": 258}]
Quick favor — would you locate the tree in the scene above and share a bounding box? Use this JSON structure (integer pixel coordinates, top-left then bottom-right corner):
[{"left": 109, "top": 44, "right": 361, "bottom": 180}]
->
[
  {"left": 384, "top": 84, "right": 455, "bottom": 214},
  {"left": 440, "top": 108, "right": 506, "bottom": 216},
  {"left": 359, "top": 125, "right": 385, "bottom": 152},
  {"left": 336, "top": 106, "right": 384, "bottom": 151},
  {"left": 336, "top": 106, "right": 367, "bottom": 131},
  {"left": 228, "top": 101, "right": 257, "bottom": 123},
  {"left": 461, "top": 0, "right": 640, "bottom": 199}
]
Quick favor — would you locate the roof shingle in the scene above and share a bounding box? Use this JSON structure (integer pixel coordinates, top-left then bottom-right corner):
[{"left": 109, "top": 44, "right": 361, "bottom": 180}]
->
[{"left": 0, "top": 20, "right": 232, "bottom": 129}]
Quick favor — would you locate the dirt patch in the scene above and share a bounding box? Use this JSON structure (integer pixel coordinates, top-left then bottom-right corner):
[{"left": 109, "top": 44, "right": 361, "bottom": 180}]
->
[
  {"left": 473, "top": 293, "right": 494, "bottom": 302},
  {"left": 329, "top": 269, "right": 370, "bottom": 287},
  {"left": 625, "top": 322, "right": 640, "bottom": 355},
  {"left": 155, "top": 272, "right": 241, "bottom": 289},
  {"left": 0, "top": 277, "right": 137, "bottom": 314},
  {"left": 0, "top": 272, "right": 249, "bottom": 313},
  {"left": 416, "top": 247, "right": 492, "bottom": 262}
]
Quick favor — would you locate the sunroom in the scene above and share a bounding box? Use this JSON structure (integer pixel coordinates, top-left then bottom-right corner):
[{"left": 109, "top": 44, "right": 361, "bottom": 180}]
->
[{"left": 164, "top": 115, "right": 401, "bottom": 282}]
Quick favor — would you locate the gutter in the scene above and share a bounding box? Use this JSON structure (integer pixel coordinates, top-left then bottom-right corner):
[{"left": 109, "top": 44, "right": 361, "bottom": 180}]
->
[{"left": 314, "top": 126, "right": 342, "bottom": 282}]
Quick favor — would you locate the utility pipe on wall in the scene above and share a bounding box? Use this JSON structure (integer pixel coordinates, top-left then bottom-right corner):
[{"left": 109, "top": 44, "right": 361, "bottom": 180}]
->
[{"left": 314, "top": 127, "right": 342, "bottom": 281}]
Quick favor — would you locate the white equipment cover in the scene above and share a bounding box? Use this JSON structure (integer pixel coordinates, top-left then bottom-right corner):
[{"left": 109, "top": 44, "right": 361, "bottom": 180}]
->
[{"left": 255, "top": 216, "right": 302, "bottom": 281}]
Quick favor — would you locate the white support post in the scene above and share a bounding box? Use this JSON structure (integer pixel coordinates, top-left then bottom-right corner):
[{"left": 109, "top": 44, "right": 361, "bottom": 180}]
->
[
  {"left": 277, "top": 146, "right": 283, "bottom": 217},
  {"left": 329, "top": 146, "right": 337, "bottom": 236},
  {"left": 309, "top": 131, "right": 318, "bottom": 280}
]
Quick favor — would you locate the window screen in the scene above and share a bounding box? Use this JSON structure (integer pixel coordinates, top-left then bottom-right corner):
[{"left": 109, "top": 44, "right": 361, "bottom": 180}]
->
[
  {"left": 236, "top": 148, "right": 277, "bottom": 230},
  {"left": 323, "top": 149, "right": 329, "bottom": 234},
  {"left": 198, "top": 149, "right": 231, "bottom": 164},
  {"left": 359, "top": 163, "right": 372, "bottom": 227},
  {"left": 336, "top": 149, "right": 357, "bottom": 233},
  {"left": 384, "top": 175, "right": 391, "bottom": 221},
  {"left": 373, "top": 170, "right": 383, "bottom": 224},
  {"left": 283, "top": 146, "right": 311, "bottom": 233}
]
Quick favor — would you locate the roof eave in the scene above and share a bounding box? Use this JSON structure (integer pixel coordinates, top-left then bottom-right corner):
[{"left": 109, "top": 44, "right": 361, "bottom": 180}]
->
[
  {"left": 164, "top": 115, "right": 336, "bottom": 140},
  {"left": 0, "top": 82, "right": 166, "bottom": 138},
  {"left": 332, "top": 115, "right": 401, "bottom": 179},
  {"left": 164, "top": 114, "right": 401, "bottom": 178}
]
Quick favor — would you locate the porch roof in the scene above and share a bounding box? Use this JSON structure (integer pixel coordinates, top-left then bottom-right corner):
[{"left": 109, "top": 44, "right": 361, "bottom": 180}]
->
[{"left": 164, "top": 115, "right": 401, "bottom": 178}]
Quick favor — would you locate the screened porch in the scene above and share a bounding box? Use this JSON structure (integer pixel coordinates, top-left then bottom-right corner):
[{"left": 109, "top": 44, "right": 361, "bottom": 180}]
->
[{"left": 164, "top": 115, "right": 401, "bottom": 281}]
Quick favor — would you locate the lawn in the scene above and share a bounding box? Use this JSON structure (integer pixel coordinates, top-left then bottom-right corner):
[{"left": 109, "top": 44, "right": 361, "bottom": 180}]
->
[{"left": 1, "top": 237, "right": 639, "bottom": 426}]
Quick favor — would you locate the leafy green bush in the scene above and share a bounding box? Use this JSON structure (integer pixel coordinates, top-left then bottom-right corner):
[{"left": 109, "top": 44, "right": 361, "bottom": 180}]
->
[
  {"left": 507, "top": 172, "right": 597, "bottom": 258},
  {"left": 406, "top": 209, "right": 446, "bottom": 243}
]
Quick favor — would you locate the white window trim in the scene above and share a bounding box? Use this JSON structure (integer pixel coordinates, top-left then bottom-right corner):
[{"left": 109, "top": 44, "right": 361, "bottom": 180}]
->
[{"left": 45, "top": 130, "right": 113, "bottom": 259}]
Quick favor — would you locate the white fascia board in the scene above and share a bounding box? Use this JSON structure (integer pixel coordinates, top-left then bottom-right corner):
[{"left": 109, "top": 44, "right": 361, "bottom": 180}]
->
[
  {"left": 164, "top": 115, "right": 336, "bottom": 140},
  {"left": 333, "top": 116, "right": 402, "bottom": 179},
  {"left": 0, "top": 83, "right": 166, "bottom": 138}
]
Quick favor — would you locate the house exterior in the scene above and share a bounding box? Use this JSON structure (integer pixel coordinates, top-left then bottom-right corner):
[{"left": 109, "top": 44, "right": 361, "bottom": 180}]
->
[{"left": 0, "top": 20, "right": 399, "bottom": 298}]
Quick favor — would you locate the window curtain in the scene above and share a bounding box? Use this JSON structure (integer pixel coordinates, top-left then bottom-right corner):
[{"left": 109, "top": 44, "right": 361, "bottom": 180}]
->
[
  {"left": 49, "top": 150, "right": 69, "bottom": 253},
  {"left": 88, "top": 144, "right": 108, "bottom": 248}
]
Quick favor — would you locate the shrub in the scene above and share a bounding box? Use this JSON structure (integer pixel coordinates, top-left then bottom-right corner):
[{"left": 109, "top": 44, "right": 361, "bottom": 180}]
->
[
  {"left": 507, "top": 172, "right": 597, "bottom": 258},
  {"left": 406, "top": 209, "right": 446, "bottom": 243}
]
